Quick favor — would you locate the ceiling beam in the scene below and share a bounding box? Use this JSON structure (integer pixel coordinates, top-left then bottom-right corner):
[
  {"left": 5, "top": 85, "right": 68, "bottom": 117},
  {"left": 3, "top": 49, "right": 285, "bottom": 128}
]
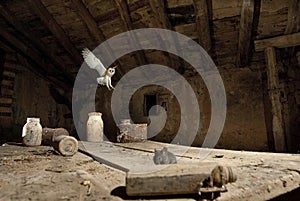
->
[
  {"left": 254, "top": 32, "right": 300, "bottom": 51},
  {"left": 284, "top": 0, "right": 300, "bottom": 35},
  {"left": 237, "top": 0, "right": 255, "bottom": 67},
  {"left": 113, "top": 0, "right": 149, "bottom": 68},
  {"left": 192, "top": 0, "right": 212, "bottom": 55},
  {"left": 28, "top": 0, "right": 82, "bottom": 65},
  {"left": 149, "top": 0, "right": 183, "bottom": 73},
  {"left": 0, "top": 28, "right": 70, "bottom": 90},
  {"left": 70, "top": 0, "right": 124, "bottom": 77},
  {"left": 0, "top": 3, "right": 74, "bottom": 84}
]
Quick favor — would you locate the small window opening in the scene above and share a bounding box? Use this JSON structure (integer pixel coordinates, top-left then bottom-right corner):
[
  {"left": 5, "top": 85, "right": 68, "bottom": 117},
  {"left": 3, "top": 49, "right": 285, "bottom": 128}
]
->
[{"left": 144, "top": 94, "right": 157, "bottom": 116}]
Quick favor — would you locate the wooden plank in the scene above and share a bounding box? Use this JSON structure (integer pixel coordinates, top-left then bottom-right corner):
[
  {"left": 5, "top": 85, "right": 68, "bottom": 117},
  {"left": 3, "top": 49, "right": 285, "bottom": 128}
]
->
[
  {"left": 70, "top": 0, "right": 124, "bottom": 78},
  {"left": 255, "top": 32, "right": 300, "bottom": 51},
  {"left": 237, "top": 0, "right": 255, "bottom": 66},
  {"left": 1, "top": 88, "right": 14, "bottom": 96},
  {"left": 264, "top": 47, "right": 286, "bottom": 152},
  {"left": 192, "top": 0, "right": 212, "bottom": 54},
  {"left": 0, "top": 106, "right": 12, "bottom": 113},
  {"left": 28, "top": 0, "right": 82, "bottom": 64},
  {"left": 79, "top": 140, "right": 300, "bottom": 200},
  {"left": 2, "top": 70, "right": 15, "bottom": 78},
  {"left": 0, "top": 4, "right": 74, "bottom": 84},
  {"left": 0, "top": 97, "right": 12, "bottom": 104},
  {"left": 126, "top": 163, "right": 216, "bottom": 196},
  {"left": 1, "top": 80, "right": 14, "bottom": 87}
]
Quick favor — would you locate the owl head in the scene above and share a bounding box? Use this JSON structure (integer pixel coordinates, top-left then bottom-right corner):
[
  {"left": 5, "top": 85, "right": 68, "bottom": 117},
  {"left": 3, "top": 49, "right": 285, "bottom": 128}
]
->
[{"left": 106, "top": 66, "right": 117, "bottom": 77}]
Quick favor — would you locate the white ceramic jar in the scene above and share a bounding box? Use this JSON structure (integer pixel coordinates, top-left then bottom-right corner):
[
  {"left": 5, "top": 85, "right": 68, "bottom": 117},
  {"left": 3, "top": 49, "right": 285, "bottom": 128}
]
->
[
  {"left": 86, "top": 112, "right": 104, "bottom": 142},
  {"left": 22, "top": 118, "right": 42, "bottom": 146}
]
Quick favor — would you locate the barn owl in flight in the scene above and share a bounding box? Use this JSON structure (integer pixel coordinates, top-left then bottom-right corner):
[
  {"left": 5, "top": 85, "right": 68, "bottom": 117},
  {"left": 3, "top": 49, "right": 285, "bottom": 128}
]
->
[{"left": 82, "top": 48, "right": 117, "bottom": 90}]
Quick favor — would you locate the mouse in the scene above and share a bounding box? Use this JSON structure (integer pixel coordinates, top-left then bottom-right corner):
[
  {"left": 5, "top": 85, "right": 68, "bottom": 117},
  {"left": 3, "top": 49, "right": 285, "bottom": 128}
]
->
[{"left": 153, "top": 147, "right": 177, "bottom": 165}]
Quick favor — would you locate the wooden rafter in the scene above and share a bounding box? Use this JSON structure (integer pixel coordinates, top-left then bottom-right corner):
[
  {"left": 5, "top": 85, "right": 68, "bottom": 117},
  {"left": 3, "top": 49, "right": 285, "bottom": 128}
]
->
[
  {"left": 237, "top": 0, "right": 255, "bottom": 67},
  {"left": 0, "top": 28, "right": 70, "bottom": 90},
  {"left": 149, "top": 0, "right": 178, "bottom": 72},
  {"left": 255, "top": 32, "right": 300, "bottom": 51},
  {"left": 192, "top": 0, "right": 212, "bottom": 55},
  {"left": 28, "top": 0, "right": 82, "bottom": 64},
  {"left": 70, "top": 0, "right": 124, "bottom": 77},
  {"left": 284, "top": 0, "right": 300, "bottom": 35},
  {"left": 0, "top": 3, "right": 74, "bottom": 84},
  {"left": 113, "top": 0, "right": 149, "bottom": 67},
  {"left": 149, "top": 0, "right": 182, "bottom": 72},
  {"left": 264, "top": 47, "right": 286, "bottom": 152}
]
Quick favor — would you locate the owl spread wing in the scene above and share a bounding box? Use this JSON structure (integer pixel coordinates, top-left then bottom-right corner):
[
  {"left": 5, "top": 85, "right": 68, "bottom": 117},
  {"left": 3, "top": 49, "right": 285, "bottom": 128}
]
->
[{"left": 82, "top": 48, "right": 106, "bottom": 76}]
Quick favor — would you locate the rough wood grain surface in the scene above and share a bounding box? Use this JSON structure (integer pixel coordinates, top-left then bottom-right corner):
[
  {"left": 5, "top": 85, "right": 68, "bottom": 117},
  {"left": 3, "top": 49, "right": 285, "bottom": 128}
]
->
[
  {"left": 79, "top": 140, "right": 300, "bottom": 200},
  {"left": 264, "top": 47, "right": 287, "bottom": 152},
  {"left": 255, "top": 32, "right": 300, "bottom": 51}
]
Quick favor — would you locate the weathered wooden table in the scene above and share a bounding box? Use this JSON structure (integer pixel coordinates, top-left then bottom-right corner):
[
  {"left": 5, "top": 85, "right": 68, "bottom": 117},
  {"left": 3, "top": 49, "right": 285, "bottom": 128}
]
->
[{"left": 79, "top": 140, "right": 300, "bottom": 200}]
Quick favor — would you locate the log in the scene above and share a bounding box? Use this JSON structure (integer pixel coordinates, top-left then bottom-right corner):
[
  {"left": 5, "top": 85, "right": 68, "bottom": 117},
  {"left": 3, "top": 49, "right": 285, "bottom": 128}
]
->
[
  {"left": 42, "top": 128, "right": 70, "bottom": 146},
  {"left": 255, "top": 32, "right": 300, "bottom": 51},
  {"left": 264, "top": 47, "right": 286, "bottom": 152},
  {"left": 52, "top": 135, "right": 78, "bottom": 156}
]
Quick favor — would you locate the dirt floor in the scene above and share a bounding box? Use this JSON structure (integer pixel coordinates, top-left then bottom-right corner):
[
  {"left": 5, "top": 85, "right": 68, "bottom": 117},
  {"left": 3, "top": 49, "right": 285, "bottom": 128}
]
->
[
  {"left": 0, "top": 143, "right": 125, "bottom": 201},
  {"left": 0, "top": 142, "right": 300, "bottom": 201}
]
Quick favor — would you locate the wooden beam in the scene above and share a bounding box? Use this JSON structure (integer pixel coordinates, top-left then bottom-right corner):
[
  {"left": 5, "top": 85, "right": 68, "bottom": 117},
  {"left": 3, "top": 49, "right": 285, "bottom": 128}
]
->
[
  {"left": 192, "top": 0, "right": 212, "bottom": 55},
  {"left": 264, "top": 47, "right": 286, "bottom": 152},
  {"left": 0, "top": 28, "right": 70, "bottom": 90},
  {"left": 126, "top": 164, "right": 216, "bottom": 196},
  {"left": 113, "top": 0, "right": 149, "bottom": 68},
  {"left": 28, "top": 0, "right": 82, "bottom": 64},
  {"left": 284, "top": 0, "right": 300, "bottom": 35},
  {"left": 149, "top": 0, "right": 172, "bottom": 29},
  {"left": 149, "top": 0, "right": 182, "bottom": 72},
  {"left": 237, "top": 0, "right": 255, "bottom": 66},
  {"left": 70, "top": 0, "right": 124, "bottom": 77},
  {"left": 0, "top": 4, "right": 74, "bottom": 84},
  {"left": 255, "top": 32, "right": 300, "bottom": 51}
]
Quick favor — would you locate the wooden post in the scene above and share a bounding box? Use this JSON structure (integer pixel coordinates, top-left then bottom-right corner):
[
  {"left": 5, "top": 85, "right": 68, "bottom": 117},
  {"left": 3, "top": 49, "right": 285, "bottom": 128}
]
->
[
  {"left": 237, "top": 0, "right": 255, "bottom": 66},
  {"left": 192, "top": 0, "right": 212, "bottom": 55},
  {"left": 264, "top": 47, "right": 286, "bottom": 152}
]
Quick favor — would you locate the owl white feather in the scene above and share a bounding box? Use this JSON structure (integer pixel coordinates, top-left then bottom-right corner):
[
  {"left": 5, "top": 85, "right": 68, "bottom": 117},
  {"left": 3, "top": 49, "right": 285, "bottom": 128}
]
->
[{"left": 82, "top": 48, "right": 117, "bottom": 90}]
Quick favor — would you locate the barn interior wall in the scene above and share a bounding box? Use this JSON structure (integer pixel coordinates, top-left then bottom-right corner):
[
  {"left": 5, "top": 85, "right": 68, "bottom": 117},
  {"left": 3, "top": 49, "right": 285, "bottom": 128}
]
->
[
  {"left": 0, "top": 52, "right": 72, "bottom": 143},
  {"left": 280, "top": 50, "right": 300, "bottom": 152},
  {"left": 93, "top": 60, "right": 269, "bottom": 151}
]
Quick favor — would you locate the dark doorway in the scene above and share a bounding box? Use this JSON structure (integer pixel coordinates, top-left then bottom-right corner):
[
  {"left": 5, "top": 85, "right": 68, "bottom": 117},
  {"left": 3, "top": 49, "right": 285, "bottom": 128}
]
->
[{"left": 144, "top": 94, "right": 157, "bottom": 116}]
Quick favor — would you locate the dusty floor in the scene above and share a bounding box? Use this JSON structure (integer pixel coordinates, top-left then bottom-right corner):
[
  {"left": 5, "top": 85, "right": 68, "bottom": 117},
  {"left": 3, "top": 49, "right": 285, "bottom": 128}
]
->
[
  {"left": 1, "top": 142, "right": 300, "bottom": 201},
  {"left": 0, "top": 143, "right": 125, "bottom": 201}
]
